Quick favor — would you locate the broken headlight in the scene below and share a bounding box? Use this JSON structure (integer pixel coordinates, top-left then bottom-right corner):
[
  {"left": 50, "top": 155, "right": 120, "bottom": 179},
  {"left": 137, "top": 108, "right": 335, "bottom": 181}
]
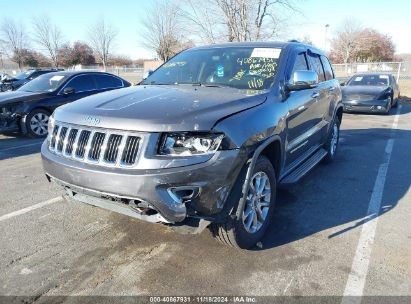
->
[{"left": 159, "top": 133, "right": 224, "bottom": 156}]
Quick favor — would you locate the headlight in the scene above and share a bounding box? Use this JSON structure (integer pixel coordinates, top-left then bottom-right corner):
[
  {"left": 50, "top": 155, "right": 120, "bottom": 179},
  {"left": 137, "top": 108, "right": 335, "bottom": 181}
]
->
[
  {"left": 159, "top": 133, "right": 224, "bottom": 156},
  {"left": 47, "top": 113, "right": 55, "bottom": 135}
]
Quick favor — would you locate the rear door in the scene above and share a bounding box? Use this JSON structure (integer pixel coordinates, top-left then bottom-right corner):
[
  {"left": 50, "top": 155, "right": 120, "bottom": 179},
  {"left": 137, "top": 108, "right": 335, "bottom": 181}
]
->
[
  {"left": 284, "top": 50, "right": 320, "bottom": 167},
  {"left": 306, "top": 51, "right": 331, "bottom": 144}
]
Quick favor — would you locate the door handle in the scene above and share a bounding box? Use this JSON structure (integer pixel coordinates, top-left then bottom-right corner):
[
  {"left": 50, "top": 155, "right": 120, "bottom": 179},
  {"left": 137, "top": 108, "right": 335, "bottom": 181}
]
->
[
  {"left": 311, "top": 92, "right": 320, "bottom": 98},
  {"left": 328, "top": 87, "right": 336, "bottom": 92}
]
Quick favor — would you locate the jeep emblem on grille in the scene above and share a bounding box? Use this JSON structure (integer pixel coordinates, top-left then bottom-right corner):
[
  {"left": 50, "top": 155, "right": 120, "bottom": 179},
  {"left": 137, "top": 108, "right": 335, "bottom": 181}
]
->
[{"left": 84, "top": 115, "right": 101, "bottom": 126}]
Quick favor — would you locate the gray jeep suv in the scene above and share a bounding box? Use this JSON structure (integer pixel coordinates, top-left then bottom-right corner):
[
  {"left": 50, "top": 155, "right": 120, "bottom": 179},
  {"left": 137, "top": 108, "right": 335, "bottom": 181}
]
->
[{"left": 41, "top": 42, "right": 343, "bottom": 249}]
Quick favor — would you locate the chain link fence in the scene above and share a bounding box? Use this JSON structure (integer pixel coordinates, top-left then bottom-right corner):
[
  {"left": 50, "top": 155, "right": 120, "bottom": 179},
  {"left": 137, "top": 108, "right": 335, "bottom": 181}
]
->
[
  {"left": 69, "top": 66, "right": 145, "bottom": 84},
  {"left": 0, "top": 66, "right": 145, "bottom": 85}
]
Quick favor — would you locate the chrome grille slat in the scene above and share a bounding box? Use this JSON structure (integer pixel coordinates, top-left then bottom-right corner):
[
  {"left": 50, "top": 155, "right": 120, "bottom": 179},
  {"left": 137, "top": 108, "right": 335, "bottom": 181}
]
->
[
  {"left": 121, "top": 136, "right": 140, "bottom": 165},
  {"left": 98, "top": 133, "right": 110, "bottom": 163},
  {"left": 88, "top": 132, "right": 105, "bottom": 161},
  {"left": 61, "top": 127, "right": 71, "bottom": 154},
  {"left": 49, "top": 125, "right": 60, "bottom": 150},
  {"left": 83, "top": 130, "right": 96, "bottom": 161},
  {"left": 65, "top": 129, "right": 78, "bottom": 156},
  {"left": 115, "top": 135, "right": 127, "bottom": 165},
  {"left": 56, "top": 126, "right": 67, "bottom": 153},
  {"left": 104, "top": 134, "right": 122, "bottom": 163},
  {"left": 75, "top": 130, "right": 91, "bottom": 159},
  {"left": 48, "top": 122, "right": 141, "bottom": 168}
]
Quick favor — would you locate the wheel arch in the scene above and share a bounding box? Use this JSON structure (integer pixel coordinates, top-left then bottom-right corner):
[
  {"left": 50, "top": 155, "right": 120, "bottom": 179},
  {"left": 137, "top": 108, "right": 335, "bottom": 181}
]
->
[{"left": 235, "top": 135, "right": 283, "bottom": 220}]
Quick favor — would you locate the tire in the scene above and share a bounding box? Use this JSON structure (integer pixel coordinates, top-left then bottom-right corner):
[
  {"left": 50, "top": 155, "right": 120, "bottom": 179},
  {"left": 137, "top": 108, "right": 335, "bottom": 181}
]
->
[
  {"left": 384, "top": 96, "right": 392, "bottom": 114},
  {"left": 210, "top": 155, "right": 276, "bottom": 249},
  {"left": 25, "top": 109, "right": 50, "bottom": 138},
  {"left": 323, "top": 116, "right": 340, "bottom": 163},
  {"left": 391, "top": 94, "right": 398, "bottom": 108}
]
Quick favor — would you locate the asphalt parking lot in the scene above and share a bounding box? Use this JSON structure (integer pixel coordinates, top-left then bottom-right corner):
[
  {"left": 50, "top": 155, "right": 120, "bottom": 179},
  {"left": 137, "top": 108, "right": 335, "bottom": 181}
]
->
[{"left": 0, "top": 102, "right": 411, "bottom": 302}]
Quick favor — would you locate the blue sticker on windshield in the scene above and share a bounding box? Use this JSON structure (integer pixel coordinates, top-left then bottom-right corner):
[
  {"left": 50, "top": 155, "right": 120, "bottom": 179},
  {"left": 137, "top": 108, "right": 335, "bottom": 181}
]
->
[{"left": 217, "top": 65, "right": 224, "bottom": 77}]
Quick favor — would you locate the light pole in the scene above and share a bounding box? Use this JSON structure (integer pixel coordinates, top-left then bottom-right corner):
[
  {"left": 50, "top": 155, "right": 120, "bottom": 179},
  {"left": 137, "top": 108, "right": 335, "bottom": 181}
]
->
[{"left": 324, "top": 24, "right": 330, "bottom": 51}]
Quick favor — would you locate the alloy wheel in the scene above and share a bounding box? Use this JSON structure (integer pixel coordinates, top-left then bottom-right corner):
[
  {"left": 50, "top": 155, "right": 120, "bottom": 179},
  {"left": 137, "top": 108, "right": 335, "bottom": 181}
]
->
[
  {"left": 30, "top": 113, "right": 49, "bottom": 136},
  {"left": 242, "top": 171, "right": 271, "bottom": 234},
  {"left": 330, "top": 122, "right": 339, "bottom": 156}
]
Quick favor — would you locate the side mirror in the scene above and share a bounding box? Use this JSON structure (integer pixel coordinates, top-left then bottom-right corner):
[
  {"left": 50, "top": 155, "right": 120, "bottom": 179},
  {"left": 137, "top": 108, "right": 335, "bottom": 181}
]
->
[
  {"left": 63, "top": 87, "right": 75, "bottom": 95},
  {"left": 143, "top": 70, "right": 154, "bottom": 80},
  {"left": 340, "top": 82, "right": 346, "bottom": 86},
  {"left": 287, "top": 70, "right": 318, "bottom": 91}
]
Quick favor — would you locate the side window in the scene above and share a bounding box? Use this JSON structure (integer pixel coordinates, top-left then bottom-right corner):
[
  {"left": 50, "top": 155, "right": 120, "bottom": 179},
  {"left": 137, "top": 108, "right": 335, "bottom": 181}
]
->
[
  {"left": 308, "top": 53, "right": 326, "bottom": 82},
  {"left": 290, "top": 53, "right": 308, "bottom": 82},
  {"left": 320, "top": 56, "right": 334, "bottom": 81},
  {"left": 65, "top": 75, "right": 96, "bottom": 93},
  {"left": 94, "top": 74, "right": 123, "bottom": 89}
]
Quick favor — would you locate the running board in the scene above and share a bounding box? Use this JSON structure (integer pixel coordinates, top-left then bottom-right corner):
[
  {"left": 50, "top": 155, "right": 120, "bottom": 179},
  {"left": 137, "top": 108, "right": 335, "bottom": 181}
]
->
[{"left": 280, "top": 148, "right": 328, "bottom": 185}]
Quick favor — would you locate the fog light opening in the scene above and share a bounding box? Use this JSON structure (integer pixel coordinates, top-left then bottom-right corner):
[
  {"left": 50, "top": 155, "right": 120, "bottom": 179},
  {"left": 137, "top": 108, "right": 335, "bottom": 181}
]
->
[{"left": 167, "top": 186, "right": 200, "bottom": 204}]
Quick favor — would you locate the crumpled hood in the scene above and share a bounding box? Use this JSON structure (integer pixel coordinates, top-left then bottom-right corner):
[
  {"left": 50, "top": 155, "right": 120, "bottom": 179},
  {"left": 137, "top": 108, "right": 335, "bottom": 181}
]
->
[
  {"left": 54, "top": 85, "right": 267, "bottom": 132},
  {"left": 0, "top": 90, "right": 48, "bottom": 106},
  {"left": 342, "top": 85, "right": 389, "bottom": 99}
]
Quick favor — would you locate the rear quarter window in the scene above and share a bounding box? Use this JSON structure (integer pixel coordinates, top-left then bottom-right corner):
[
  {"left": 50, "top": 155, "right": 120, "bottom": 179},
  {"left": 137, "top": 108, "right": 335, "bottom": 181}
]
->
[
  {"left": 308, "top": 53, "right": 326, "bottom": 82},
  {"left": 321, "top": 56, "right": 334, "bottom": 81},
  {"left": 94, "top": 74, "right": 123, "bottom": 89}
]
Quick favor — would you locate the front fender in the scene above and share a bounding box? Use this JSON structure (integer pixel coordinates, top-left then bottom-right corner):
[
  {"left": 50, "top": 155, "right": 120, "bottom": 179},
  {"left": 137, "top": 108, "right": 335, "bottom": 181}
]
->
[{"left": 213, "top": 98, "right": 288, "bottom": 152}]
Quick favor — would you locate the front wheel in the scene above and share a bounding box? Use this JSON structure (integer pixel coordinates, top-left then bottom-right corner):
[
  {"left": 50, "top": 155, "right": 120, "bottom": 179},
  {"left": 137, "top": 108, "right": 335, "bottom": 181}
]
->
[
  {"left": 210, "top": 155, "right": 276, "bottom": 249},
  {"left": 391, "top": 95, "right": 398, "bottom": 108},
  {"left": 25, "top": 109, "right": 50, "bottom": 138},
  {"left": 323, "top": 116, "right": 340, "bottom": 163}
]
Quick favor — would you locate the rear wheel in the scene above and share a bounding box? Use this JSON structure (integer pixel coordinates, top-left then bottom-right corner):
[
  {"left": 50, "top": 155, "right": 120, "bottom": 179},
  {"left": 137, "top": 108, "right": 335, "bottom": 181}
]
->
[
  {"left": 323, "top": 116, "right": 340, "bottom": 163},
  {"left": 25, "top": 109, "right": 50, "bottom": 138},
  {"left": 210, "top": 155, "right": 276, "bottom": 249}
]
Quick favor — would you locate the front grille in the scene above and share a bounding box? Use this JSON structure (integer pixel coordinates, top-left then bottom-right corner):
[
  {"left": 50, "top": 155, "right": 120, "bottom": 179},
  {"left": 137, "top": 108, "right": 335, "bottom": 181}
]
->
[
  {"left": 48, "top": 123, "right": 141, "bottom": 167},
  {"left": 345, "top": 94, "right": 375, "bottom": 101}
]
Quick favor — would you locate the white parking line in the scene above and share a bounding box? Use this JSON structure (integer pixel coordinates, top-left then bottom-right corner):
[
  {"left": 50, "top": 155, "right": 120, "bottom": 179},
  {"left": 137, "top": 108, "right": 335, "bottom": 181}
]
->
[
  {"left": 0, "top": 196, "right": 62, "bottom": 222},
  {"left": 0, "top": 141, "right": 43, "bottom": 152},
  {"left": 341, "top": 105, "right": 401, "bottom": 303}
]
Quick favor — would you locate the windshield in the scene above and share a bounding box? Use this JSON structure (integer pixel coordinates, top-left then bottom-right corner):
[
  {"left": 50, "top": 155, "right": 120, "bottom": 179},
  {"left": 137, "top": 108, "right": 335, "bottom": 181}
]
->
[
  {"left": 18, "top": 73, "right": 68, "bottom": 93},
  {"left": 347, "top": 74, "right": 390, "bottom": 86},
  {"left": 14, "top": 70, "right": 34, "bottom": 80},
  {"left": 142, "top": 47, "right": 281, "bottom": 90}
]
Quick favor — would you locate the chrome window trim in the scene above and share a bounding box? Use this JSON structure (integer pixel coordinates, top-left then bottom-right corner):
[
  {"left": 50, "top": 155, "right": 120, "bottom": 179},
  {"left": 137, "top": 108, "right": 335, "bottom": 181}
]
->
[{"left": 57, "top": 73, "right": 125, "bottom": 96}]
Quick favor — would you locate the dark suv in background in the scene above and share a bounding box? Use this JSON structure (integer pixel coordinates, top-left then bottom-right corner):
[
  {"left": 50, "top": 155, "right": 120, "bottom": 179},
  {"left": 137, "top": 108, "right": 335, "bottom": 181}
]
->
[
  {"left": 0, "top": 71, "right": 130, "bottom": 137},
  {"left": 0, "top": 68, "right": 62, "bottom": 92},
  {"left": 42, "top": 42, "right": 343, "bottom": 249}
]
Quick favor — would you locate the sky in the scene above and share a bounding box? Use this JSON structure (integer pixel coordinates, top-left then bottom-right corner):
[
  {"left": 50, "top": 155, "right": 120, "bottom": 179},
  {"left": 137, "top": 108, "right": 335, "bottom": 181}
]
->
[{"left": 1, "top": 0, "right": 411, "bottom": 59}]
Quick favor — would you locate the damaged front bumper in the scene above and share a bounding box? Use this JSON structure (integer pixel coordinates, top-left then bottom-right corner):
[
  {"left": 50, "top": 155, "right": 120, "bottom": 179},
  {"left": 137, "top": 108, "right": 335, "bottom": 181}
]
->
[
  {"left": 0, "top": 112, "right": 20, "bottom": 133},
  {"left": 41, "top": 141, "right": 244, "bottom": 230},
  {"left": 343, "top": 98, "right": 391, "bottom": 113}
]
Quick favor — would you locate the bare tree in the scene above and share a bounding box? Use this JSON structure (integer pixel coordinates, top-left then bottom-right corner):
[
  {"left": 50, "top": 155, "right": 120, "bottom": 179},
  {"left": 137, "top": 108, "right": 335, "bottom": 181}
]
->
[
  {"left": 141, "top": 0, "right": 191, "bottom": 61},
  {"left": 88, "top": 18, "right": 118, "bottom": 70},
  {"left": 0, "top": 18, "right": 28, "bottom": 69},
  {"left": 329, "top": 18, "right": 363, "bottom": 64},
  {"left": 181, "top": 0, "right": 219, "bottom": 43},
  {"left": 181, "top": 0, "right": 297, "bottom": 43},
  {"left": 32, "top": 15, "right": 63, "bottom": 67}
]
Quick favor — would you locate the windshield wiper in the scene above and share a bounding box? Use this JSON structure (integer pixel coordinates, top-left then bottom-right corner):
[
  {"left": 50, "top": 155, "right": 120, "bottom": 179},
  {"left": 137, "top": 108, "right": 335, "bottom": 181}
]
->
[{"left": 191, "top": 82, "right": 231, "bottom": 88}]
